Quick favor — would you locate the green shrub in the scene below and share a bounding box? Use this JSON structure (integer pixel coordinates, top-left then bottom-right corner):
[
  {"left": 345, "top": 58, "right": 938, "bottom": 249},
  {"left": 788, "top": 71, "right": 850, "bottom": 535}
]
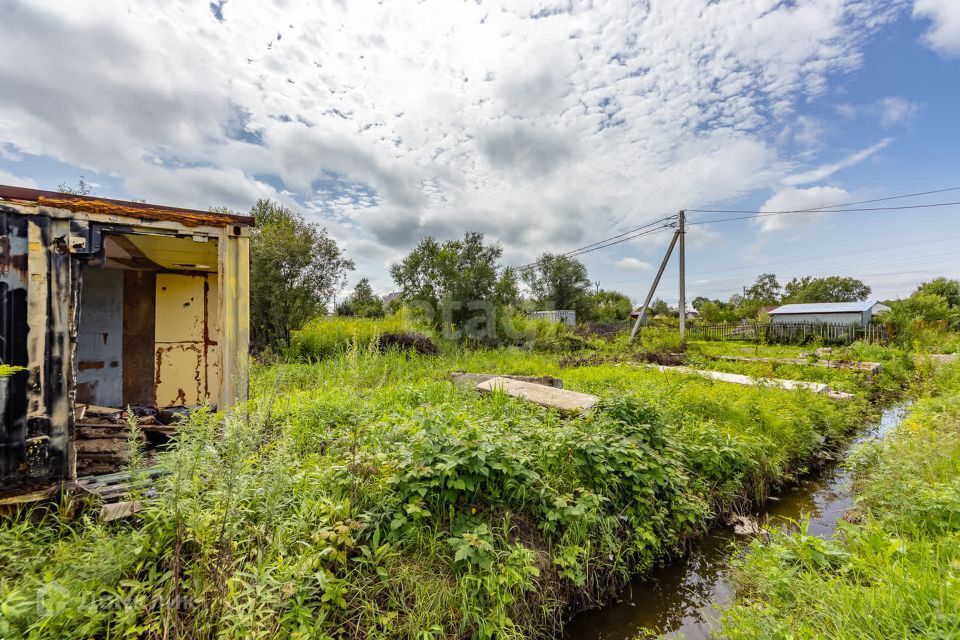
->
[
  {"left": 722, "top": 361, "right": 960, "bottom": 639},
  {"left": 289, "top": 314, "right": 416, "bottom": 359}
]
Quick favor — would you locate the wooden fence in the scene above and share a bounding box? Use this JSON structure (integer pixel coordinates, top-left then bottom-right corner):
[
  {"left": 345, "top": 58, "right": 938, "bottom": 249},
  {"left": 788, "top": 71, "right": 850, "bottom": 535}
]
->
[
  {"left": 687, "top": 321, "right": 891, "bottom": 344},
  {"left": 583, "top": 320, "right": 633, "bottom": 335}
]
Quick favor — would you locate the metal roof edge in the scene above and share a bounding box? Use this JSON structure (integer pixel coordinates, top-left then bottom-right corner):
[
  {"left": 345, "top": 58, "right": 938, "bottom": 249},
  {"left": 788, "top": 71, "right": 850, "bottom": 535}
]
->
[{"left": 0, "top": 184, "right": 255, "bottom": 228}]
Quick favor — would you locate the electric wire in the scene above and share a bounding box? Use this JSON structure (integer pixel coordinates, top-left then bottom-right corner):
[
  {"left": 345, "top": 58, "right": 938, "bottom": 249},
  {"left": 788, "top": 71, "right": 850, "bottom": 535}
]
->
[
  {"left": 686, "top": 200, "right": 960, "bottom": 226},
  {"left": 686, "top": 184, "right": 960, "bottom": 215}
]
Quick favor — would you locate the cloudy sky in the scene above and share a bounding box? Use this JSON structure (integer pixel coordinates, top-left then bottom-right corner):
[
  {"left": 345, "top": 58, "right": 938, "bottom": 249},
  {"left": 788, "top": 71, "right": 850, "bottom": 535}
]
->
[{"left": 1, "top": 0, "right": 959, "bottom": 304}]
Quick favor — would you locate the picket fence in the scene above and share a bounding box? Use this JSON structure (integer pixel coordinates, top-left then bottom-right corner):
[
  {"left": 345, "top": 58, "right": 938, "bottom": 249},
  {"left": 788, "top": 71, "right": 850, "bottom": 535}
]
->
[{"left": 688, "top": 321, "right": 891, "bottom": 344}]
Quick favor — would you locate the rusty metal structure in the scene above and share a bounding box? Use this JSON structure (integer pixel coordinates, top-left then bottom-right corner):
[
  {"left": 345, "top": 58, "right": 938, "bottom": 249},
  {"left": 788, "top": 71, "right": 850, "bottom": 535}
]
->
[{"left": 0, "top": 185, "right": 251, "bottom": 494}]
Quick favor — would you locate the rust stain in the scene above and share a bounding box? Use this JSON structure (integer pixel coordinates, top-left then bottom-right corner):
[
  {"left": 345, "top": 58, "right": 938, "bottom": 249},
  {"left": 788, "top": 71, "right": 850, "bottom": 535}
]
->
[
  {"left": 78, "top": 361, "right": 104, "bottom": 371},
  {"left": 154, "top": 346, "right": 165, "bottom": 387},
  {"left": 37, "top": 196, "right": 249, "bottom": 228}
]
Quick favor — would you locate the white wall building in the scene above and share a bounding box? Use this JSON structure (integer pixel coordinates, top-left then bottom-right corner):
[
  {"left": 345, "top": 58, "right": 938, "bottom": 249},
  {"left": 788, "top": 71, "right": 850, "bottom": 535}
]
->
[
  {"left": 529, "top": 310, "right": 576, "bottom": 327},
  {"left": 768, "top": 301, "right": 891, "bottom": 325}
]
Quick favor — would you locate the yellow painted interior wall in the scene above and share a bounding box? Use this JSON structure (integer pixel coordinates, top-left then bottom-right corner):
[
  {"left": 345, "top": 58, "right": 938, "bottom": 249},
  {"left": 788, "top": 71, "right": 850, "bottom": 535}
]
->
[{"left": 154, "top": 272, "right": 221, "bottom": 407}]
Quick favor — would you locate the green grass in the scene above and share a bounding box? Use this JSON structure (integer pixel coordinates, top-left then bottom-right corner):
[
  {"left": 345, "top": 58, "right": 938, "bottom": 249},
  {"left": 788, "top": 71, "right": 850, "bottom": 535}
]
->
[
  {"left": 720, "top": 360, "right": 960, "bottom": 639},
  {"left": 0, "top": 342, "right": 908, "bottom": 640}
]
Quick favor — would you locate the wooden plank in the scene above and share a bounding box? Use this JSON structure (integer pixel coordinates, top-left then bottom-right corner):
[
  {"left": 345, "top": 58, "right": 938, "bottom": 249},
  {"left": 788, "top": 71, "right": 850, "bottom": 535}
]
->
[
  {"left": 646, "top": 365, "right": 855, "bottom": 400},
  {"left": 476, "top": 377, "right": 599, "bottom": 411},
  {"left": 100, "top": 500, "right": 143, "bottom": 522}
]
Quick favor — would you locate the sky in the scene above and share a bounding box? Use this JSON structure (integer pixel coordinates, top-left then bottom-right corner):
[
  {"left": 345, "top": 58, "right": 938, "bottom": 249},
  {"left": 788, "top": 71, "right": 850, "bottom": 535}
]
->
[{"left": 1, "top": 0, "right": 959, "bottom": 306}]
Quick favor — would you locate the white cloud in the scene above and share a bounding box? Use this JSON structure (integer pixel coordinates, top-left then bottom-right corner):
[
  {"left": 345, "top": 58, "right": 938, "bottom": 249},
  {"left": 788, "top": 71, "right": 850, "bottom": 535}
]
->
[
  {"left": 616, "top": 257, "right": 653, "bottom": 272},
  {"left": 0, "top": 0, "right": 903, "bottom": 277},
  {"left": 783, "top": 138, "right": 892, "bottom": 185},
  {"left": 914, "top": 0, "right": 960, "bottom": 56},
  {"left": 878, "top": 96, "right": 920, "bottom": 127},
  {"left": 756, "top": 186, "right": 852, "bottom": 233},
  {"left": 0, "top": 169, "right": 37, "bottom": 188}
]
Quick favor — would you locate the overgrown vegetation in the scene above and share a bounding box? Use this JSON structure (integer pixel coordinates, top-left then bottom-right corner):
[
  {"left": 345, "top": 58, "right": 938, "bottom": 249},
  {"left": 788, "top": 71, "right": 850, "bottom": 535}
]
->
[
  {"left": 0, "top": 338, "right": 889, "bottom": 639},
  {"left": 721, "top": 359, "right": 960, "bottom": 639}
]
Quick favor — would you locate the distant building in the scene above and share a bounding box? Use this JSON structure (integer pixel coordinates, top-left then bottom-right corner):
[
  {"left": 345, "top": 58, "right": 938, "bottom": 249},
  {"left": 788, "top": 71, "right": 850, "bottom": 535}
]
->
[
  {"left": 530, "top": 310, "right": 576, "bottom": 327},
  {"left": 382, "top": 292, "right": 401, "bottom": 306},
  {"left": 629, "top": 308, "right": 697, "bottom": 320},
  {"left": 768, "top": 301, "right": 891, "bottom": 325}
]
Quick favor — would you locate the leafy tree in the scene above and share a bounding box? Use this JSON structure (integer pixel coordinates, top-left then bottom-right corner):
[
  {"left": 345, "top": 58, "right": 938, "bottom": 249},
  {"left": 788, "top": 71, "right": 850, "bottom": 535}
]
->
[
  {"left": 337, "top": 277, "right": 384, "bottom": 318},
  {"left": 744, "top": 273, "right": 782, "bottom": 303},
  {"left": 889, "top": 293, "right": 956, "bottom": 324},
  {"left": 389, "top": 231, "right": 505, "bottom": 335},
  {"left": 692, "top": 296, "right": 711, "bottom": 311},
  {"left": 580, "top": 290, "right": 633, "bottom": 322},
  {"left": 649, "top": 298, "right": 676, "bottom": 317},
  {"left": 250, "top": 200, "right": 354, "bottom": 350},
  {"left": 697, "top": 300, "right": 739, "bottom": 323},
  {"left": 522, "top": 253, "right": 592, "bottom": 312},
  {"left": 782, "top": 276, "right": 871, "bottom": 303},
  {"left": 57, "top": 176, "right": 94, "bottom": 196},
  {"left": 493, "top": 267, "right": 522, "bottom": 310},
  {"left": 913, "top": 278, "right": 960, "bottom": 308}
]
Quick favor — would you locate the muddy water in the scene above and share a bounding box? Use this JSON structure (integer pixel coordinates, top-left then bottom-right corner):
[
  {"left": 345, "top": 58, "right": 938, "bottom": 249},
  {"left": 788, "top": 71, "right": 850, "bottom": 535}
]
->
[{"left": 564, "top": 404, "right": 908, "bottom": 640}]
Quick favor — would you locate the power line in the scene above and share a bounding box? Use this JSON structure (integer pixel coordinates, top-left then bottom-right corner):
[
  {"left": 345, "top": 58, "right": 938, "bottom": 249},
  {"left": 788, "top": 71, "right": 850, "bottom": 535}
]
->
[
  {"left": 514, "top": 218, "right": 676, "bottom": 271},
  {"left": 565, "top": 226, "right": 675, "bottom": 259},
  {"left": 599, "top": 235, "right": 960, "bottom": 288},
  {"left": 687, "top": 200, "right": 960, "bottom": 226},
  {"left": 687, "top": 184, "right": 960, "bottom": 215},
  {"left": 512, "top": 184, "right": 960, "bottom": 272}
]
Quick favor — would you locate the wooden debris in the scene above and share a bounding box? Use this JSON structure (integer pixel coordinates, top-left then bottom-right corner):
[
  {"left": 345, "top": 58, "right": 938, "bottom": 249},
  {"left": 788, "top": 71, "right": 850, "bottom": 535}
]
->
[
  {"left": 647, "top": 365, "right": 855, "bottom": 400},
  {"left": 726, "top": 513, "right": 761, "bottom": 535},
  {"left": 926, "top": 353, "right": 958, "bottom": 366},
  {"left": 476, "top": 376, "right": 598, "bottom": 411},
  {"left": 713, "top": 355, "right": 881, "bottom": 375},
  {"left": 100, "top": 500, "right": 143, "bottom": 522},
  {"left": 73, "top": 468, "right": 167, "bottom": 502}
]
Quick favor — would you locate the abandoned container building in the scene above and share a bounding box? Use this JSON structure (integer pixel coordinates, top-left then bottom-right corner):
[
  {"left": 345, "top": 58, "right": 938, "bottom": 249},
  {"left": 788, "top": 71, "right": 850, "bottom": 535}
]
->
[{"left": 0, "top": 185, "right": 251, "bottom": 495}]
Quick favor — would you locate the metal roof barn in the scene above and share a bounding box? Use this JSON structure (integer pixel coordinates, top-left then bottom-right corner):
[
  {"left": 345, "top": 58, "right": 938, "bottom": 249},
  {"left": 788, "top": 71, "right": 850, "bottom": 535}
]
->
[
  {"left": 768, "top": 301, "right": 891, "bottom": 325},
  {"left": 0, "top": 185, "right": 251, "bottom": 495}
]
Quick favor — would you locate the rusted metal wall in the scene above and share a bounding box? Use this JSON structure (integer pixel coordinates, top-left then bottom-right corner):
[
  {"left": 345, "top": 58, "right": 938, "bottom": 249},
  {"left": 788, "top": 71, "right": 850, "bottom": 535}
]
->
[
  {"left": 0, "top": 210, "right": 30, "bottom": 491},
  {"left": 25, "top": 214, "right": 75, "bottom": 487}
]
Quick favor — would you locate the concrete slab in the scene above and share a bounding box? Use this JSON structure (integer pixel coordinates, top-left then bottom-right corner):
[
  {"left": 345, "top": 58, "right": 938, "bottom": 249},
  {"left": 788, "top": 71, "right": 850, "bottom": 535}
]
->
[
  {"left": 450, "top": 372, "right": 563, "bottom": 389},
  {"left": 476, "top": 377, "right": 598, "bottom": 411}
]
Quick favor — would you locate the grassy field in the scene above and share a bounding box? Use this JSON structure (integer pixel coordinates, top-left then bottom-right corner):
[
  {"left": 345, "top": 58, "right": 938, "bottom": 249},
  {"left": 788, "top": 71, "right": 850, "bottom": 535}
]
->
[
  {"left": 720, "top": 358, "right": 960, "bottom": 639},
  {"left": 0, "top": 325, "right": 920, "bottom": 640}
]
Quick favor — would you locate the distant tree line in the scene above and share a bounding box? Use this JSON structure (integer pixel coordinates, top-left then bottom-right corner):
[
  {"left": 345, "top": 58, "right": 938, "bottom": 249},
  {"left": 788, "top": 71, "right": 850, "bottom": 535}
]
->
[{"left": 224, "top": 198, "right": 956, "bottom": 349}]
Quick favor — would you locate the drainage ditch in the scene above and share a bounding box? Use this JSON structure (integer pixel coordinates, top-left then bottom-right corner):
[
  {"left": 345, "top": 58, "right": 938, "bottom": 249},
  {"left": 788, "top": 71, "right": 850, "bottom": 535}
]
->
[{"left": 565, "top": 404, "right": 908, "bottom": 640}]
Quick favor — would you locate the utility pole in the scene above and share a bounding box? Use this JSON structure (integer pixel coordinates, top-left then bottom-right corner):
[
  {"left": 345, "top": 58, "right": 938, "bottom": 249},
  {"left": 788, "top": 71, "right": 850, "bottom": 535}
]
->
[
  {"left": 678, "top": 209, "right": 686, "bottom": 344},
  {"left": 629, "top": 221, "right": 681, "bottom": 341}
]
